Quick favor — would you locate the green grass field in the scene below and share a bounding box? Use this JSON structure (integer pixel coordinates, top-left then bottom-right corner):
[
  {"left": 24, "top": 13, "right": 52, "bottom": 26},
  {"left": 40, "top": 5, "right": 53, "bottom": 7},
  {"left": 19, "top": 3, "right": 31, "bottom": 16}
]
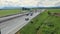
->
[
  {"left": 0, "top": 9, "right": 29, "bottom": 17},
  {"left": 19, "top": 9, "right": 60, "bottom": 34},
  {"left": 0, "top": 9, "right": 21, "bottom": 17}
]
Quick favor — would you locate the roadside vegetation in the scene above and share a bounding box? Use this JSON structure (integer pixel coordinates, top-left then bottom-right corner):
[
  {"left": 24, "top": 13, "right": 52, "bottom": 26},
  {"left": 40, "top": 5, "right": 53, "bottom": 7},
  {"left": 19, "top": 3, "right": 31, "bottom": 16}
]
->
[{"left": 19, "top": 9, "right": 60, "bottom": 34}]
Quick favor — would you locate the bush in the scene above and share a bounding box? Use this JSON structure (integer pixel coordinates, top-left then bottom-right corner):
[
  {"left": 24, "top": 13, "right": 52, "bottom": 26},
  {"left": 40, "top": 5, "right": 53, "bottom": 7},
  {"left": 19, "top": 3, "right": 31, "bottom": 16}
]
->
[{"left": 30, "top": 21, "right": 33, "bottom": 24}]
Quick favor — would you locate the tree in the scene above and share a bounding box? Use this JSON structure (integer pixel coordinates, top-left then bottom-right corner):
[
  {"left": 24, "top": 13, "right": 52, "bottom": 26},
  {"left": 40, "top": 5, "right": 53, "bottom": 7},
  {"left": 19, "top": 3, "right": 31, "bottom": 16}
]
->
[{"left": 22, "top": 7, "right": 30, "bottom": 10}]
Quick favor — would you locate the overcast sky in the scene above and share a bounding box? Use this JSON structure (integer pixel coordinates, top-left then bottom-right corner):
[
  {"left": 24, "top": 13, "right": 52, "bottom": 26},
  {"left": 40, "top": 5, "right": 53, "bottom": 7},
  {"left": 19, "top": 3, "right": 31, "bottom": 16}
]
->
[{"left": 0, "top": 0, "right": 60, "bottom": 8}]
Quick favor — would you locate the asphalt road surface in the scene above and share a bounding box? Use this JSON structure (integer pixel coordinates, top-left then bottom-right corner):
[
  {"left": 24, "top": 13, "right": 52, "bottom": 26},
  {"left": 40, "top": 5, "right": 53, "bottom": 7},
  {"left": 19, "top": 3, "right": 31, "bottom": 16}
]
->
[{"left": 0, "top": 9, "right": 45, "bottom": 34}]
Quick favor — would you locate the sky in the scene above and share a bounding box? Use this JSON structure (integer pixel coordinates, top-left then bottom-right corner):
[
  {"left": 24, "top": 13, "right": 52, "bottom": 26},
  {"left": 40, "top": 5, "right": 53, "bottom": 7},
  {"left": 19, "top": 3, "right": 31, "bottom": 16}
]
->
[{"left": 0, "top": 0, "right": 60, "bottom": 9}]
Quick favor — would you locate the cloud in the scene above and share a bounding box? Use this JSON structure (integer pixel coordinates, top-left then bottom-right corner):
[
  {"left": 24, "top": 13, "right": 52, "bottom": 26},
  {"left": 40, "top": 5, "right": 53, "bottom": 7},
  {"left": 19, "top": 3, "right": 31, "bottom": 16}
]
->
[{"left": 0, "top": 0, "right": 60, "bottom": 8}]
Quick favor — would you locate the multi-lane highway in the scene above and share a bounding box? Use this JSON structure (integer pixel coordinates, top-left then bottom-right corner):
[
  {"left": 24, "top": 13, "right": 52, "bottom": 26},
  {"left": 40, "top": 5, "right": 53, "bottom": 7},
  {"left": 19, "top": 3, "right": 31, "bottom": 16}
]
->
[
  {"left": 0, "top": 9, "right": 45, "bottom": 34},
  {"left": 0, "top": 12, "right": 30, "bottom": 23}
]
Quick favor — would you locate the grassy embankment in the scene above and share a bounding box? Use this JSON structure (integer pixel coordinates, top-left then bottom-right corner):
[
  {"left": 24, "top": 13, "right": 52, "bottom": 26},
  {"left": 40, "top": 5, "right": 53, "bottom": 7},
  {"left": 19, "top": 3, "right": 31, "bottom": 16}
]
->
[{"left": 19, "top": 9, "right": 60, "bottom": 34}]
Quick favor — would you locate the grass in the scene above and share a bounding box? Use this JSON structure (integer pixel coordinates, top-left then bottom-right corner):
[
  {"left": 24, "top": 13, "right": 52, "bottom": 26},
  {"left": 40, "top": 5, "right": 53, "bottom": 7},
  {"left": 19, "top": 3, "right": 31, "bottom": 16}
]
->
[
  {"left": 48, "top": 9, "right": 60, "bottom": 12},
  {"left": 0, "top": 9, "right": 20, "bottom": 17},
  {"left": 19, "top": 9, "right": 60, "bottom": 34},
  {"left": 0, "top": 9, "right": 29, "bottom": 17}
]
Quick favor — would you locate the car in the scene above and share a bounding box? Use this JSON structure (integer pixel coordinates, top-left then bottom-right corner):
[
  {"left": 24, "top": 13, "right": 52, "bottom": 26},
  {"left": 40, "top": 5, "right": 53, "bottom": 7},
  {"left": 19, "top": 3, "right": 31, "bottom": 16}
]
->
[
  {"left": 25, "top": 18, "right": 29, "bottom": 21},
  {"left": 26, "top": 13, "right": 29, "bottom": 16},
  {"left": 30, "top": 13, "right": 33, "bottom": 16}
]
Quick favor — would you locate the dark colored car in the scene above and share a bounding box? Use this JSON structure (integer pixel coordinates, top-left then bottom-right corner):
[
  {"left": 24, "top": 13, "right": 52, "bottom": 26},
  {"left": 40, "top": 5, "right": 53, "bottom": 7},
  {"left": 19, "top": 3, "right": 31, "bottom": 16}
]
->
[{"left": 25, "top": 18, "right": 29, "bottom": 21}]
